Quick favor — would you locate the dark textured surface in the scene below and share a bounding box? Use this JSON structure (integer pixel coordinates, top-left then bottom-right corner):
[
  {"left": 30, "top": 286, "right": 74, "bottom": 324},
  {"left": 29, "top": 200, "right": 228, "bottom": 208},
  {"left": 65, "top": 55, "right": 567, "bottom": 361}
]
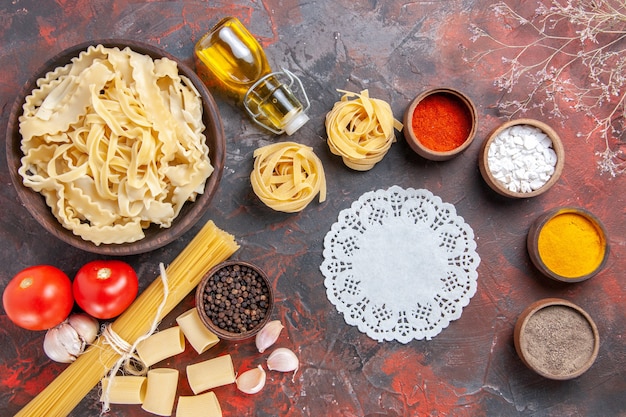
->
[{"left": 1, "top": 1, "right": 625, "bottom": 416}]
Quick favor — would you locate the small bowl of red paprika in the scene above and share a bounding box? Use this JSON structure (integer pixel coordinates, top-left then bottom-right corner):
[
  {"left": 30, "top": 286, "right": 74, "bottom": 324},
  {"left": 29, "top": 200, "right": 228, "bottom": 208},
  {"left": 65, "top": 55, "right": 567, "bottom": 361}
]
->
[{"left": 403, "top": 87, "right": 478, "bottom": 161}]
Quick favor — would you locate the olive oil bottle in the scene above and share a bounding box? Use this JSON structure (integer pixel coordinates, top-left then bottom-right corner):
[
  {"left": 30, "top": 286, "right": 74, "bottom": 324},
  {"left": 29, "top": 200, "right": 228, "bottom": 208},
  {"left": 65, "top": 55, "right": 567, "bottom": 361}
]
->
[{"left": 195, "top": 17, "right": 310, "bottom": 135}]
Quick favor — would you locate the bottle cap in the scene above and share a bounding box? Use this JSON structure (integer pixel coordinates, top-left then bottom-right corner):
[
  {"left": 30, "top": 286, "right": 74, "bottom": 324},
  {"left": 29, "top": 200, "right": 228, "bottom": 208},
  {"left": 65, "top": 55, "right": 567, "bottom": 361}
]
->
[{"left": 283, "top": 111, "right": 310, "bottom": 135}]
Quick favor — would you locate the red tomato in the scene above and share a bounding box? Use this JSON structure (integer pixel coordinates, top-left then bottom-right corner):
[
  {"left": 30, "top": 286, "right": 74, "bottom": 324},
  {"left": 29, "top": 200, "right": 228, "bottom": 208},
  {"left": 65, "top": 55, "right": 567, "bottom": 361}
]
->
[
  {"left": 73, "top": 260, "right": 138, "bottom": 319},
  {"left": 2, "top": 265, "right": 74, "bottom": 331}
]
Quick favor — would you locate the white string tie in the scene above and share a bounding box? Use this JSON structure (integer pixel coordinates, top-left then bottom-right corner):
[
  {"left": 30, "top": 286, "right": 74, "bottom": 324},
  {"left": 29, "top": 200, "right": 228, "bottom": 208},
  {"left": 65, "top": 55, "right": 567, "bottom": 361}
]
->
[{"left": 100, "top": 263, "right": 170, "bottom": 414}]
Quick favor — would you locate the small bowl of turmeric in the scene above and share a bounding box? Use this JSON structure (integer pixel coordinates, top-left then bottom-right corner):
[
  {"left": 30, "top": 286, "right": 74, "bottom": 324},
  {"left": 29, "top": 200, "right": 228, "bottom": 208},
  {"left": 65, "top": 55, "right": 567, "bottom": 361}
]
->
[
  {"left": 527, "top": 207, "right": 609, "bottom": 283},
  {"left": 403, "top": 87, "right": 478, "bottom": 161}
]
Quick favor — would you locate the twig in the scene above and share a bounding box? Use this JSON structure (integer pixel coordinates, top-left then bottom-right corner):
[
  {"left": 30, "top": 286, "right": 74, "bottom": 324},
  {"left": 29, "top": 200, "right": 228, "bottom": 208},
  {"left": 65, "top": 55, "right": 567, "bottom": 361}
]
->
[{"left": 467, "top": 0, "right": 626, "bottom": 176}]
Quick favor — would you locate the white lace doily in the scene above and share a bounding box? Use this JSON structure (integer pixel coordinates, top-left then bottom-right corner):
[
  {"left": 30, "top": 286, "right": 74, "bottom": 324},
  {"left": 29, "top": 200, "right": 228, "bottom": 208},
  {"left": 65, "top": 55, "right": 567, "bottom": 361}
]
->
[{"left": 320, "top": 186, "right": 480, "bottom": 343}]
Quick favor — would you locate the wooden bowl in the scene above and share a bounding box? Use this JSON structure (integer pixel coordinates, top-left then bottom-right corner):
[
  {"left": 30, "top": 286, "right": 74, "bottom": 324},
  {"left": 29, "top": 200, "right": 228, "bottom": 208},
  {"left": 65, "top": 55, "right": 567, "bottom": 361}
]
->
[
  {"left": 195, "top": 261, "right": 274, "bottom": 341},
  {"left": 5, "top": 40, "right": 225, "bottom": 256},
  {"left": 527, "top": 207, "right": 609, "bottom": 283},
  {"left": 403, "top": 87, "right": 477, "bottom": 161},
  {"left": 479, "top": 118, "right": 564, "bottom": 198},
  {"left": 514, "top": 298, "right": 599, "bottom": 380}
]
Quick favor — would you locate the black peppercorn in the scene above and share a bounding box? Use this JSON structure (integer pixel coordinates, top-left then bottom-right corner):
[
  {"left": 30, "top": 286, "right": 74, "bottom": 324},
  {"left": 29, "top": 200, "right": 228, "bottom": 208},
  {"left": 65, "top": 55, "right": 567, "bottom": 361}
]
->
[{"left": 202, "top": 263, "right": 271, "bottom": 334}]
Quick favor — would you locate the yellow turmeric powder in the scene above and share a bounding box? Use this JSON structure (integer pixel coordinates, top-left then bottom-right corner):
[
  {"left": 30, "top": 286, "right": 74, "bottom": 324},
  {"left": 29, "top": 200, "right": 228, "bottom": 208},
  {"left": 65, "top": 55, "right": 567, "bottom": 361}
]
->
[{"left": 537, "top": 212, "right": 606, "bottom": 278}]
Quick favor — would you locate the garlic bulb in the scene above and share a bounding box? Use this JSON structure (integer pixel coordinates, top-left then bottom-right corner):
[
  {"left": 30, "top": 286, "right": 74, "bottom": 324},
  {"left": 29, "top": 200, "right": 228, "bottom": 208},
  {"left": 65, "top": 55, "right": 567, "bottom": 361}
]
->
[
  {"left": 43, "top": 313, "right": 99, "bottom": 363},
  {"left": 266, "top": 347, "right": 299, "bottom": 373},
  {"left": 236, "top": 365, "right": 266, "bottom": 394},
  {"left": 255, "top": 320, "right": 284, "bottom": 353}
]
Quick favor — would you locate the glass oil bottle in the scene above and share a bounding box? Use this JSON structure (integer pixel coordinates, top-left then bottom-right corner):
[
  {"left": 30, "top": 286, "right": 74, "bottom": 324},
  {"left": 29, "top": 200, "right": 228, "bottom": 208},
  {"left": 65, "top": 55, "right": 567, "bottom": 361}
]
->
[{"left": 195, "top": 16, "right": 310, "bottom": 135}]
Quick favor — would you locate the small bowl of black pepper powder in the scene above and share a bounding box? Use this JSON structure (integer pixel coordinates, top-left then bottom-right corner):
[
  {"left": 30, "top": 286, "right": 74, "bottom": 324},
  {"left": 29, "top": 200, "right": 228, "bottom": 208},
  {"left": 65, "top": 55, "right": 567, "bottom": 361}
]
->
[
  {"left": 195, "top": 260, "right": 274, "bottom": 341},
  {"left": 514, "top": 298, "right": 599, "bottom": 380}
]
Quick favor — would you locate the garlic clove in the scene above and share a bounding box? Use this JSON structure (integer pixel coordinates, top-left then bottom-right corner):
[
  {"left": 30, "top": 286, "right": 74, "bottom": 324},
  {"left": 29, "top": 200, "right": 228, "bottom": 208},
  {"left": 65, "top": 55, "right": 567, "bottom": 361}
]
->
[
  {"left": 255, "top": 320, "right": 284, "bottom": 353},
  {"left": 68, "top": 313, "right": 99, "bottom": 344},
  {"left": 44, "top": 324, "right": 81, "bottom": 363},
  {"left": 42, "top": 313, "right": 100, "bottom": 364},
  {"left": 43, "top": 328, "right": 71, "bottom": 363},
  {"left": 236, "top": 365, "right": 266, "bottom": 394},
  {"left": 266, "top": 347, "right": 299, "bottom": 373},
  {"left": 57, "top": 322, "right": 84, "bottom": 357}
]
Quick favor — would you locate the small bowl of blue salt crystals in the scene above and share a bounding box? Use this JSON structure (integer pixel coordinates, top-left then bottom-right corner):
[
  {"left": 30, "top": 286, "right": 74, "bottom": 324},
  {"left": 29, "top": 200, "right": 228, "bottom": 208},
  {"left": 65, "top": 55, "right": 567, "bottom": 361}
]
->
[{"left": 479, "top": 119, "right": 565, "bottom": 198}]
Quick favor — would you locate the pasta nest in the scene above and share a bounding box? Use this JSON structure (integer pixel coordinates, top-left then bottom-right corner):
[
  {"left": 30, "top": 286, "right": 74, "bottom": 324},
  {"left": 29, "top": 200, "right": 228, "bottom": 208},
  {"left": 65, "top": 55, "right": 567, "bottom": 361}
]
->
[
  {"left": 250, "top": 142, "right": 326, "bottom": 213},
  {"left": 325, "top": 89, "right": 402, "bottom": 171},
  {"left": 18, "top": 45, "right": 213, "bottom": 245}
]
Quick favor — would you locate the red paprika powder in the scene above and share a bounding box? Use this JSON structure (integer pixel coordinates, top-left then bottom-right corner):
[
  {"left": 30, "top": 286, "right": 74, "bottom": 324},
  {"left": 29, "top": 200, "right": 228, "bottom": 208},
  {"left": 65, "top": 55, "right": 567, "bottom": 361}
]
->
[{"left": 411, "top": 92, "right": 472, "bottom": 152}]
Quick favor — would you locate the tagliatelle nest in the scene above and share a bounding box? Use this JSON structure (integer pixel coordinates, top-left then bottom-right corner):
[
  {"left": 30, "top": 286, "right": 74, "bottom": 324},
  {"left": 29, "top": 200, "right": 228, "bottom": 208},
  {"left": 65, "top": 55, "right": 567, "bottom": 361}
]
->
[
  {"left": 18, "top": 45, "right": 213, "bottom": 245},
  {"left": 325, "top": 89, "right": 403, "bottom": 171},
  {"left": 250, "top": 141, "right": 326, "bottom": 213}
]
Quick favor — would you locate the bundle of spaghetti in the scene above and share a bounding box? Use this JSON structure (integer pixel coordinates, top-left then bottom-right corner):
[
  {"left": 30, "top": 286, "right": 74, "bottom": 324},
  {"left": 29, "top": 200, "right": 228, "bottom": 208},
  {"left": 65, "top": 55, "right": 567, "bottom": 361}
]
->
[
  {"left": 325, "top": 89, "right": 403, "bottom": 171},
  {"left": 15, "top": 220, "right": 239, "bottom": 417}
]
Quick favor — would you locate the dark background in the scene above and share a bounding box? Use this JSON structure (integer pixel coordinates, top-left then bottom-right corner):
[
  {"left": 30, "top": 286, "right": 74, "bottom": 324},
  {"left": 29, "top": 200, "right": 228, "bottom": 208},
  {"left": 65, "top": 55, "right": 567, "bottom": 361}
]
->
[{"left": 1, "top": 1, "right": 624, "bottom": 416}]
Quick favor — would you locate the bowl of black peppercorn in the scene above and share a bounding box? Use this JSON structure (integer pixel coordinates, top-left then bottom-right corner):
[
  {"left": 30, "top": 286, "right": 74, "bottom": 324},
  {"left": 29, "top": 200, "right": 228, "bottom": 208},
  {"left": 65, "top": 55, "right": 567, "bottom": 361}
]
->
[{"left": 195, "top": 260, "right": 274, "bottom": 341}]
